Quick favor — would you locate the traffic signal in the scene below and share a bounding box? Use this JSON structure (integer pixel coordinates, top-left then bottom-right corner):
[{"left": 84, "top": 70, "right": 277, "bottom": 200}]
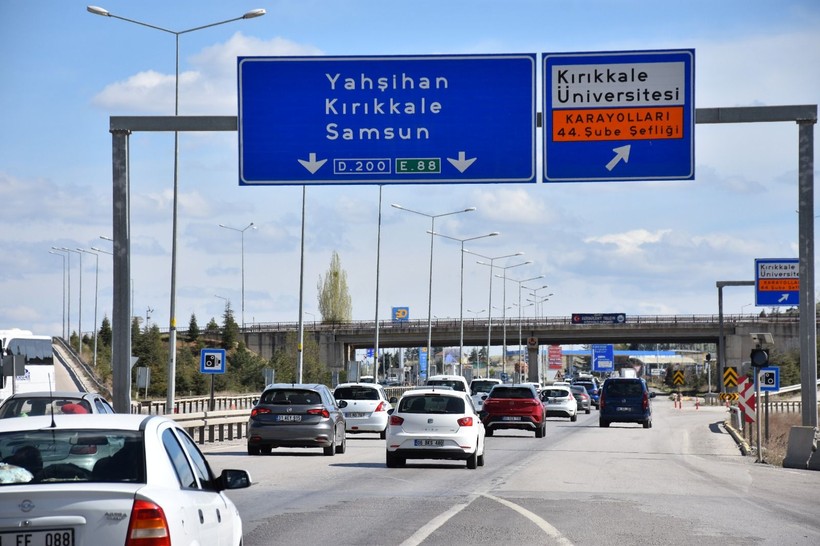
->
[{"left": 750, "top": 348, "right": 769, "bottom": 367}]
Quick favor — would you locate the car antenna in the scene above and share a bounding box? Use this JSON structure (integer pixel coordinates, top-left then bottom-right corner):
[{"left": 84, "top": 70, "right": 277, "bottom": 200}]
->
[{"left": 48, "top": 372, "right": 57, "bottom": 428}]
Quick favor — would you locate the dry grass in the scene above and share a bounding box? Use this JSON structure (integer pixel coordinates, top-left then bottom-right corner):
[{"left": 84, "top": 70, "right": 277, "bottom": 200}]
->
[{"left": 758, "top": 412, "right": 803, "bottom": 466}]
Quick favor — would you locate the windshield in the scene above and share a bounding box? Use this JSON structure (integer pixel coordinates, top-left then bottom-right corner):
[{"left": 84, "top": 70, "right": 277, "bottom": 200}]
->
[
  {"left": 334, "top": 386, "right": 380, "bottom": 400},
  {"left": 427, "top": 380, "right": 466, "bottom": 392},
  {"left": 470, "top": 381, "right": 499, "bottom": 394}
]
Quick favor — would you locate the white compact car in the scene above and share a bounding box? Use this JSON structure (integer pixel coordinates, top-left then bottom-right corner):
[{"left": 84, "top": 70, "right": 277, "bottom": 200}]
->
[
  {"left": 540, "top": 385, "right": 578, "bottom": 421},
  {"left": 334, "top": 382, "right": 394, "bottom": 439},
  {"left": 469, "top": 378, "right": 502, "bottom": 412},
  {"left": 386, "top": 387, "right": 485, "bottom": 469},
  {"left": 0, "top": 414, "right": 251, "bottom": 546}
]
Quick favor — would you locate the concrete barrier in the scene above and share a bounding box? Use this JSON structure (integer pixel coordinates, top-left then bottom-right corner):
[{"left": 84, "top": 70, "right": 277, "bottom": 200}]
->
[{"left": 783, "top": 426, "right": 818, "bottom": 469}]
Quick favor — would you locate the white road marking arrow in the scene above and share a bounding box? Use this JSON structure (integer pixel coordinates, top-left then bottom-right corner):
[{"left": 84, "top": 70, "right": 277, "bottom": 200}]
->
[
  {"left": 297, "top": 153, "right": 327, "bottom": 174},
  {"left": 447, "top": 151, "right": 477, "bottom": 173},
  {"left": 778, "top": 293, "right": 790, "bottom": 303},
  {"left": 605, "top": 145, "right": 631, "bottom": 171}
]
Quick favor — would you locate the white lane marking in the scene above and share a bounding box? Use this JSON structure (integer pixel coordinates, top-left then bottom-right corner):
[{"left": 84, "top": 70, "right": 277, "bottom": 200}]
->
[
  {"left": 482, "top": 493, "right": 574, "bottom": 545},
  {"left": 400, "top": 496, "right": 477, "bottom": 546},
  {"left": 399, "top": 491, "right": 574, "bottom": 546}
]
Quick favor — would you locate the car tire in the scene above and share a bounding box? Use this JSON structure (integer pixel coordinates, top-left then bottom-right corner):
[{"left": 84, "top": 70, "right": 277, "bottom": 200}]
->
[
  {"left": 485, "top": 428, "right": 494, "bottom": 437},
  {"left": 535, "top": 423, "right": 545, "bottom": 438},
  {"left": 599, "top": 420, "right": 609, "bottom": 428},
  {"left": 643, "top": 420, "right": 651, "bottom": 429},
  {"left": 467, "top": 450, "right": 478, "bottom": 469},
  {"left": 386, "top": 450, "right": 400, "bottom": 468},
  {"left": 260, "top": 446, "right": 272, "bottom": 455},
  {"left": 570, "top": 413, "right": 577, "bottom": 422},
  {"left": 247, "top": 445, "right": 261, "bottom": 456},
  {"left": 324, "top": 436, "right": 336, "bottom": 456},
  {"left": 379, "top": 428, "right": 387, "bottom": 440},
  {"left": 585, "top": 408, "right": 591, "bottom": 414},
  {"left": 478, "top": 452, "right": 485, "bottom": 467},
  {"left": 335, "top": 430, "right": 347, "bottom": 454}
]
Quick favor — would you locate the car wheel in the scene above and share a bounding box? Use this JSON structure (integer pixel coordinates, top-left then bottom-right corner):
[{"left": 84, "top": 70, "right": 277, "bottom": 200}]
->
[
  {"left": 260, "top": 446, "right": 272, "bottom": 455},
  {"left": 585, "top": 408, "right": 591, "bottom": 414},
  {"left": 643, "top": 420, "right": 651, "bottom": 429},
  {"left": 535, "top": 424, "right": 545, "bottom": 438},
  {"left": 477, "top": 452, "right": 485, "bottom": 467},
  {"left": 336, "top": 430, "right": 347, "bottom": 454},
  {"left": 247, "top": 445, "right": 261, "bottom": 456},
  {"left": 467, "top": 450, "right": 478, "bottom": 469},
  {"left": 386, "top": 450, "right": 399, "bottom": 468},
  {"left": 324, "top": 435, "right": 336, "bottom": 456},
  {"left": 379, "top": 428, "right": 386, "bottom": 440},
  {"left": 570, "top": 413, "right": 577, "bottom": 422},
  {"left": 485, "top": 428, "right": 494, "bottom": 437},
  {"left": 599, "top": 420, "right": 609, "bottom": 428}
]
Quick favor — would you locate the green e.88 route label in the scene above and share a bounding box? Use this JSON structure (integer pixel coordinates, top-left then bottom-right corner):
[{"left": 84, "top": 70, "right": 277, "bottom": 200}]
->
[{"left": 396, "top": 158, "right": 441, "bottom": 174}]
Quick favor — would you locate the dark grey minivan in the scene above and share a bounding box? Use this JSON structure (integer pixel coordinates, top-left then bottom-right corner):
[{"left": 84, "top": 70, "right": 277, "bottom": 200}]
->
[{"left": 598, "top": 378, "right": 655, "bottom": 428}]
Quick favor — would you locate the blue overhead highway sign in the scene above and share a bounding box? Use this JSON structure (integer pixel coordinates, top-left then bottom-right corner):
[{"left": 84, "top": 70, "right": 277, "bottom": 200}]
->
[
  {"left": 592, "top": 344, "right": 615, "bottom": 372},
  {"left": 755, "top": 258, "right": 799, "bottom": 306},
  {"left": 238, "top": 54, "right": 536, "bottom": 185},
  {"left": 543, "top": 49, "right": 695, "bottom": 182}
]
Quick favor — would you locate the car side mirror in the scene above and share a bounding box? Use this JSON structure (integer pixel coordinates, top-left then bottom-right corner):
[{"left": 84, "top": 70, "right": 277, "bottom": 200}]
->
[
  {"left": 251, "top": 398, "right": 259, "bottom": 406},
  {"left": 387, "top": 408, "right": 394, "bottom": 415},
  {"left": 389, "top": 396, "right": 398, "bottom": 404},
  {"left": 218, "top": 469, "right": 252, "bottom": 491},
  {"left": 649, "top": 392, "right": 656, "bottom": 398}
]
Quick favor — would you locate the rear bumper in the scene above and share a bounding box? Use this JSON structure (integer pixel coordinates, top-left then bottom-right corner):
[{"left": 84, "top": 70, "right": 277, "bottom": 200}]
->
[{"left": 483, "top": 416, "right": 540, "bottom": 431}]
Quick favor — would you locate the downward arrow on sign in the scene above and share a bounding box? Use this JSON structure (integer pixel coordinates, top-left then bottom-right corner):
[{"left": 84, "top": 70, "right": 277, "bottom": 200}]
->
[
  {"left": 447, "top": 151, "right": 477, "bottom": 173},
  {"left": 605, "top": 145, "right": 631, "bottom": 171},
  {"left": 298, "top": 153, "right": 327, "bottom": 174}
]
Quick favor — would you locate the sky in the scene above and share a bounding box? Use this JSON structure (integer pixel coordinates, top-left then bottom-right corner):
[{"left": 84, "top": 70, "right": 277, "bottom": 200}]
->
[{"left": 1, "top": 0, "right": 819, "bottom": 344}]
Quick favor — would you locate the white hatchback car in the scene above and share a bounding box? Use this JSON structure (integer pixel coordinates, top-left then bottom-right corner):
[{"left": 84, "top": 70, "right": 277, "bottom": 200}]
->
[
  {"left": 0, "top": 414, "right": 251, "bottom": 546},
  {"left": 540, "top": 385, "right": 578, "bottom": 422},
  {"left": 386, "top": 387, "right": 485, "bottom": 469},
  {"left": 334, "top": 382, "right": 394, "bottom": 439},
  {"left": 469, "top": 378, "right": 502, "bottom": 412}
]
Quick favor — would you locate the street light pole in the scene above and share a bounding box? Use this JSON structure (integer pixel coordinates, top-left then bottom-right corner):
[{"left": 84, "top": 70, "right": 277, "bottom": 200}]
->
[
  {"left": 58, "top": 247, "right": 83, "bottom": 354},
  {"left": 492, "top": 262, "right": 532, "bottom": 374},
  {"left": 88, "top": 5, "right": 265, "bottom": 413},
  {"left": 49, "top": 251, "right": 67, "bottom": 339},
  {"left": 428, "top": 230, "right": 499, "bottom": 376},
  {"left": 392, "top": 204, "right": 476, "bottom": 383},
  {"left": 504, "top": 275, "right": 544, "bottom": 377},
  {"left": 50, "top": 248, "right": 72, "bottom": 344},
  {"left": 78, "top": 249, "right": 101, "bottom": 367},
  {"left": 218, "top": 222, "right": 256, "bottom": 328},
  {"left": 465, "top": 250, "right": 524, "bottom": 378}
]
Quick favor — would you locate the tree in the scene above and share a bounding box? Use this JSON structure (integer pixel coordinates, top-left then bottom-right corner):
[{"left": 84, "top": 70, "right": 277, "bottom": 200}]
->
[
  {"left": 317, "top": 251, "right": 352, "bottom": 323},
  {"left": 98, "top": 315, "right": 112, "bottom": 347},
  {"left": 221, "top": 303, "right": 240, "bottom": 349},
  {"left": 187, "top": 313, "right": 201, "bottom": 343}
]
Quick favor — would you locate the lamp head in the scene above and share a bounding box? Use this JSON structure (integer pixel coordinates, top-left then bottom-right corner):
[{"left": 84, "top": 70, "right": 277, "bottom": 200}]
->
[
  {"left": 243, "top": 8, "right": 266, "bottom": 19},
  {"left": 87, "top": 5, "right": 110, "bottom": 16}
]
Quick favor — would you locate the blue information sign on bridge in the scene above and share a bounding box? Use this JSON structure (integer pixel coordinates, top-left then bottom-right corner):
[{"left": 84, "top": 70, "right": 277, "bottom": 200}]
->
[{"left": 238, "top": 54, "right": 536, "bottom": 185}]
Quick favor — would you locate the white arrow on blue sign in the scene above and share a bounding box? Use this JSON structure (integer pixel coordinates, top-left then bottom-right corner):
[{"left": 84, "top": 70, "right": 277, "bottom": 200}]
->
[
  {"left": 238, "top": 54, "right": 536, "bottom": 185},
  {"left": 755, "top": 258, "right": 799, "bottom": 306}
]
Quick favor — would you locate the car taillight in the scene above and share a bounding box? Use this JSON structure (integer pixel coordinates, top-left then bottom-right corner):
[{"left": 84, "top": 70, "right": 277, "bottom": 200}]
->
[
  {"left": 70, "top": 445, "right": 97, "bottom": 455},
  {"left": 642, "top": 392, "right": 649, "bottom": 411},
  {"left": 307, "top": 408, "right": 330, "bottom": 418},
  {"left": 599, "top": 393, "right": 605, "bottom": 410},
  {"left": 456, "top": 416, "right": 473, "bottom": 427},
  {"left": 125, "top": 499, "right": 170, "bottom": 546},
  {"left": 250, "top": 407, "right": 271, "bottom": 418},
  {"left": 374, "top": 401, "right": 386, "bottom": 412},
  {"left": 389, "top": 415, "right": 404, "bottom": 426}
]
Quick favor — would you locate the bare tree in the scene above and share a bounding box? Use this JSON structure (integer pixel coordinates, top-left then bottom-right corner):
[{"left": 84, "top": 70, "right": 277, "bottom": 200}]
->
[{"left": 317, "top": 251, "right": 352, "bottom": 323}]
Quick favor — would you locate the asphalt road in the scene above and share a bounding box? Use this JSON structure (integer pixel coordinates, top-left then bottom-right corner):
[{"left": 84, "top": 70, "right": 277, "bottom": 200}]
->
[{"left": 204, "top": 399, "right": 820, "bottom": 545}]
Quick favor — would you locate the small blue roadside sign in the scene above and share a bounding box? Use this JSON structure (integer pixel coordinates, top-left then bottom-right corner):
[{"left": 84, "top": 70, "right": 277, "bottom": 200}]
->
[
  {"left": 755, "top": 258, "right": 799, "bottom": 306},
  {"left": 238, "top": 54, "right": 536, "bottom": 185},
  {"left": 592, "top": 344, "right": 615, "bottom": 372},
  {"left": 543, "top": 49, "right": 695, "bottom": 182},
  {"left": 392, "top": 307, "right": 409, "bottom": 323},
  {"left": 758, "top": 366, "right": 780, "bottom": 392},
  {"left": 200, "top": 348, "right": 227, "bottom": 374}
]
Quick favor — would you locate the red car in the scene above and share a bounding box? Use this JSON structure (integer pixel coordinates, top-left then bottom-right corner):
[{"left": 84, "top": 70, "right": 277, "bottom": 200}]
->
[{"left": 481, "top": 384, "right": 546, "bottom": 438}]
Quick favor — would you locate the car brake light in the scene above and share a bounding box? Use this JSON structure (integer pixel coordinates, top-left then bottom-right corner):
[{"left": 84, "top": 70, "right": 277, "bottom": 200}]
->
[
  {"left": 125, "top": 499, "right": 170, "bottom": 546},
  {"left": 251, "top": 407, "right": 271, "bottom": 418},
  {"left": 389, "top": 415, "right": 404, "bottom": 426},
  {"left": 374, "top": 401, "right": 386, "bottom": 412},
  {"left": 456, "top": 416, "right": 473, "bottom": 427},
  {"left": 642, "top": 392, "right": 649, "bottom": 411},
  {"left": 599, "top": 393, "right": 605, "bottom": 410},
  {"left": 307, "top": 408, "right": 330, "bottom": 418},
  {"left": 70, "top": 445, "right": 97, "bottom": 455}
]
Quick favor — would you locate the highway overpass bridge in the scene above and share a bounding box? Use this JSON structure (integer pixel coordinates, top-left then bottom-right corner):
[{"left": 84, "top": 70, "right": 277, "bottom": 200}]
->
[{"left": 243, "top": 314, "right": 802, "bottom": 375}]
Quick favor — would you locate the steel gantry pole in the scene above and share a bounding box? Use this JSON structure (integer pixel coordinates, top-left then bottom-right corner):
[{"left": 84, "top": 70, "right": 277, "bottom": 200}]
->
[
  {"left": 88, "top": 5, "right": 265, "bottom": 413},
  {"left": 392, "top": 204, "right": 476, "bottom": 382}
]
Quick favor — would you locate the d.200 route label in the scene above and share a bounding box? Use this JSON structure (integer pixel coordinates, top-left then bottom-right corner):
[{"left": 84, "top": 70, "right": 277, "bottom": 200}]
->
[
  {"left": 238, "top": 54, "right": 536, "bottom": 185},
  {"left": 543, "top": 49, "right": 695, "bottom": 183}
]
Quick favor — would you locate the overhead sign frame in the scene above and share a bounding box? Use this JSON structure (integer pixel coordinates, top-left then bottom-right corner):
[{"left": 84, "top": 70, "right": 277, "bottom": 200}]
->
[
  {"left": 238, "top": 54, "right": 537, "bottom": 185},
  {"left": 542, "top": 48, "right": 695, "bottom": 183},
  {"left": 755, "top": 258, "right": 799, "bottom": 307}
]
